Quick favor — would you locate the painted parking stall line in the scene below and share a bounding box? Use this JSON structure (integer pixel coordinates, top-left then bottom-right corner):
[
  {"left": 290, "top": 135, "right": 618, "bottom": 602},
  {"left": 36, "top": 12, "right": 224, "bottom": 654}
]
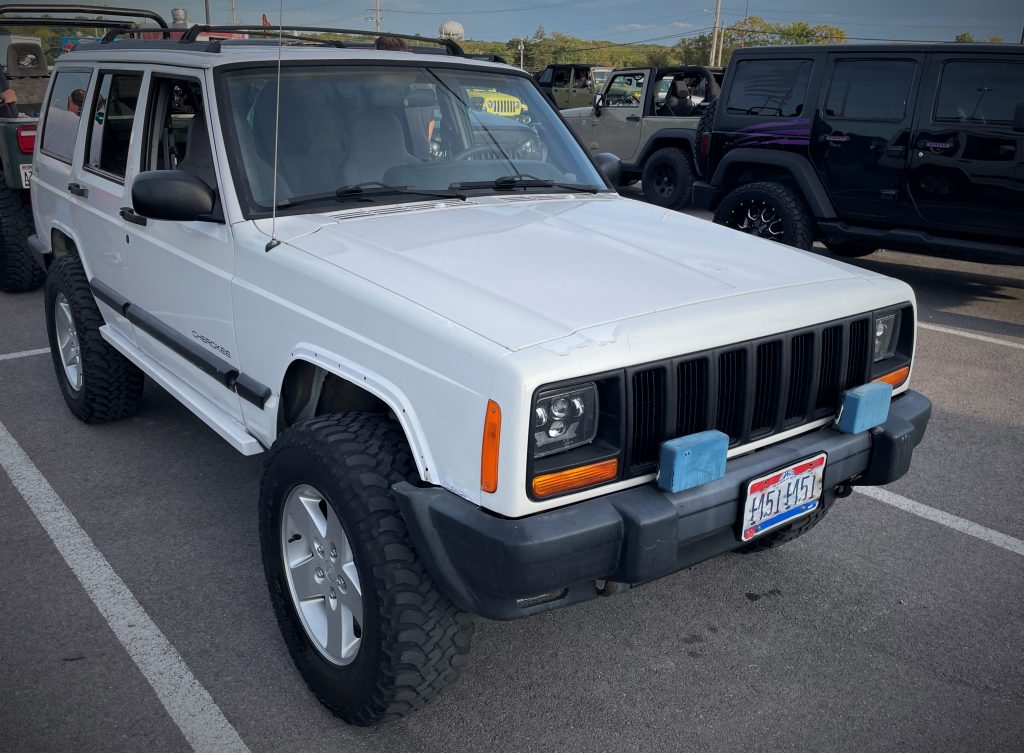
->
[
  {"left": 918, "top": 323, "right": 1024, "bottom": 351},
  {"left": 0, "top": 347, "right": 50, "bottom": 361},
  {"left": 858, "top": 486, "right": 1024, "bottom": 557},
  {"left": 0, "top": 417, "right": 252, "bottom": 753}
]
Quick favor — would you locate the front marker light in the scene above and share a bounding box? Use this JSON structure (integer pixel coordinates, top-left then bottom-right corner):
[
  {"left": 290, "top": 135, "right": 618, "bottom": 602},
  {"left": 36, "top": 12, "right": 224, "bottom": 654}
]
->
[
  {"left": 873, "top": 313, "right": 898, "bottom": 362},
  {"left": 532, "top": 382, "right": 598, "bottom": 458}
]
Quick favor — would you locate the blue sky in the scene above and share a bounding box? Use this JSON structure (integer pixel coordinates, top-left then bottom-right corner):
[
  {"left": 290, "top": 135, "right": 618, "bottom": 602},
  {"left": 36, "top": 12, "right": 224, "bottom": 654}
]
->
[{"left": 13, "top": 0, "right": 1023, "bottom": 44}]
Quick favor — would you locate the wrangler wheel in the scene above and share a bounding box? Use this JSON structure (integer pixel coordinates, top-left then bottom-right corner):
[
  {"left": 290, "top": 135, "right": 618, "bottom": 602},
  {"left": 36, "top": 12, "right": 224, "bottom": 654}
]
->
[{"left": 713, "top": 181, "right": 815, "bottom": 250}]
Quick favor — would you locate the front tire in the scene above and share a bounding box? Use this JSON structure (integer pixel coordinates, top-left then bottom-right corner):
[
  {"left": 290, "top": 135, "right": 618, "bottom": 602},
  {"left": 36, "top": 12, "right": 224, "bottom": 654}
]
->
[
  {"left": 0, "top": 184, "right": 44, "bottom": 293},
  {"left": 641, "top": 147, "right": 694, "bottom": 209},
  {"left": 44, "top": 256, "right": 144, "bottom": 422},
  {"left": 713, "top": 181, "right": 815, "bottom": 250},
  {"left": 259, "top": 412, "right": 474, "bottom": 725}
]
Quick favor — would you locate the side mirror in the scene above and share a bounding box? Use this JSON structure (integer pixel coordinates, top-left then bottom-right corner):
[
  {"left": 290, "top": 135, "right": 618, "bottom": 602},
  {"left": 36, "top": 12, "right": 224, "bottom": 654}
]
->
[
  {"left": 1014, "top": 103, "right": 1024, "bottom": 133},
  {"left": 594, "top": 152, "right": 621, "bottom": 187},
  {"left": 593, "top": 93, "right": 604, "bottom": 116},
  {"left": 132, "top": 170, "right": 218, "bottom": 222}
]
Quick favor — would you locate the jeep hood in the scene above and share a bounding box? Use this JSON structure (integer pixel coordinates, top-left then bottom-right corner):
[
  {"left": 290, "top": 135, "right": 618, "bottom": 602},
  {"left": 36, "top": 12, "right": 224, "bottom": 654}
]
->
[{"left": 260, "top": 196, "right": 874, "bottom": 351}]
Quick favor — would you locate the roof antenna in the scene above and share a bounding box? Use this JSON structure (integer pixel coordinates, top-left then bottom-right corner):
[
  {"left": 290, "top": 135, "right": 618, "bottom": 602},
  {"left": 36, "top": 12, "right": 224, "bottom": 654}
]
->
[{"left": 264, "top": 0, "right": 285, "bottom": 252}]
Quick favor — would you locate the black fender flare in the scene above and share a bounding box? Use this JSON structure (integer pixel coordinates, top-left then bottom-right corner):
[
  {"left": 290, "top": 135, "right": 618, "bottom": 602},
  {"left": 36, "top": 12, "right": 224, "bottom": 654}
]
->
[
  {"left": 630, "top": 129, "right": 697, "bottom": 172},
  {"left": 708, "top": 148, "right": 836, "bottom": 218}
]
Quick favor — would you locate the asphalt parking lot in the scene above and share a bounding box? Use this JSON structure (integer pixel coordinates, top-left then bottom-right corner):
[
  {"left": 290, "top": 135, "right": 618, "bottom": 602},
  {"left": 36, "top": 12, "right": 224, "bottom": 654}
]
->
[{"left": 1, "top": 208, "right": 1022, "bottom": 753}]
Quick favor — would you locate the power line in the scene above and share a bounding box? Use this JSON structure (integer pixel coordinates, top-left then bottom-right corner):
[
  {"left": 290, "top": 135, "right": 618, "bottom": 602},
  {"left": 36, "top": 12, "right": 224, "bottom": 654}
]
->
[{"left": 378, "top": 0, "right": 596, "bottom": 16}]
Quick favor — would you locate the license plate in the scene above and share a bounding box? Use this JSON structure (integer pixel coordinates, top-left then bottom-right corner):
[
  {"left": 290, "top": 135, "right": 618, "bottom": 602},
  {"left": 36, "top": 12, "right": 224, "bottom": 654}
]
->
[
  {"left": 740, "top": 453, "right": 826, "bottom": 542},
  {"left": 19, "top": 163, "right": 31, "bottom": 189}
]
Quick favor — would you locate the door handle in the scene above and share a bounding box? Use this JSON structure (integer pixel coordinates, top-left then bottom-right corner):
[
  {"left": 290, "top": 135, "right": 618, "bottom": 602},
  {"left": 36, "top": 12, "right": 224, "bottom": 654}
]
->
[
  {"left": 884, "top": 146, "right": 906, "bottom": 157},
  {"left": 120, "top": 207, "right": 148, "bottom": 226},
  {"left": 626, "top": 114, "right": 641, "bottom": 122},
  {"left": 67, "top": 183, "right": 88, "bottom": 198}
]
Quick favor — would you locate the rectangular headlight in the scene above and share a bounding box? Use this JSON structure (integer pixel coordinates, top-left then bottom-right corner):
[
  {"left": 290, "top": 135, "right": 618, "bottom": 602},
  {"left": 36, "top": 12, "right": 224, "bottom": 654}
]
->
[
  {"left": 873, "top": 312, "right": 899, "bottom": 362},
  {"left": 532, "top": 382, "right": 598, "bottom": 458}
]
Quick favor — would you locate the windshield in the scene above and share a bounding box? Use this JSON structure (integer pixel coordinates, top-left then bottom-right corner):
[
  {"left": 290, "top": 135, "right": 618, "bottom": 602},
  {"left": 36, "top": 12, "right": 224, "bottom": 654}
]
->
[{"left": 220, "top": 64, "right": 607, "bottom": 215}]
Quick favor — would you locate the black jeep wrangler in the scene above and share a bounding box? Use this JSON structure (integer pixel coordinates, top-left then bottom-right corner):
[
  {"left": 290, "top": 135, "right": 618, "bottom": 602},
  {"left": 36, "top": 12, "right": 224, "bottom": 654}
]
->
[{"left": 693, "top": 44, "right": 1024, "bottom": 259}]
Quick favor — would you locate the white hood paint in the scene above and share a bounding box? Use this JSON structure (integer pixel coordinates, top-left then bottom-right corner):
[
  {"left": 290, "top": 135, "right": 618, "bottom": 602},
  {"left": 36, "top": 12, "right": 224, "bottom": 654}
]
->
[{"left": 260, "top": 195, "right": 877, "bottom": 351}]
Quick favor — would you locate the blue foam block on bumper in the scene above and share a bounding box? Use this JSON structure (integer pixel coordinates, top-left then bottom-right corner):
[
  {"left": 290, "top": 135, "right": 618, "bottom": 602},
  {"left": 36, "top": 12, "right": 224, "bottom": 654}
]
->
[
  {"left": 836, "top": 382, "right": 893, "bottom": 434},
  {"left": 657, "top": 430, "right": 729, "bottom": 493}
]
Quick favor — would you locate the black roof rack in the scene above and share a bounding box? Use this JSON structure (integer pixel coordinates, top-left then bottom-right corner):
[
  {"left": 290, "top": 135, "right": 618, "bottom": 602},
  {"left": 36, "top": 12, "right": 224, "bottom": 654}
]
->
[
  {"left": 176, "top": 25, "right": 464, "bottom": 56},
  {"left": 0, "top": 4, "right": 167, "bottom": 30}
]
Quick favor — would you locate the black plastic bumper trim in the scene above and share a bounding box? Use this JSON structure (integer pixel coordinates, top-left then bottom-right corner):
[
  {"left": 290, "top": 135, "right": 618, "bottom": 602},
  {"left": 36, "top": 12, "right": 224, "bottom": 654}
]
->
[
  {"left": 396, "top": 389, "right": 931, "bottom": 621},
  {"left": 88, "top": 279, "right": 271, "bottom": 409}
]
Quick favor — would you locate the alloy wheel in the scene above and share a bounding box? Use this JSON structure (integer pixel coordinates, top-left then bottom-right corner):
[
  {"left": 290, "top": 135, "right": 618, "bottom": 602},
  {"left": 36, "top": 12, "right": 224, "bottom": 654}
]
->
[
  {"left": 53, "top": 292, "right": 83, "bottom": 392},
  {"left": 281, "top": 484, "right": 363, "bottom": 666},
  {"left": 732, "top": 200, "right": 785, "bottom": 240}
]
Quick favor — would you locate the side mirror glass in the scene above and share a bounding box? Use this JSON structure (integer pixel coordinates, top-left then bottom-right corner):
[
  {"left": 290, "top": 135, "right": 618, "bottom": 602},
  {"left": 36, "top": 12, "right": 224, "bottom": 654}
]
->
[
  {"left": 132, "top": 170, "right": 218, "bottom": 222},
  {"left": 593, "top": 93, "right": 604, "bottom": 116},
  {"left": 594, "top": 152, "right": 621, "bottom": 187},
  {"left": 1014, "top": 103, "right": 1024, "bottom": 133}
]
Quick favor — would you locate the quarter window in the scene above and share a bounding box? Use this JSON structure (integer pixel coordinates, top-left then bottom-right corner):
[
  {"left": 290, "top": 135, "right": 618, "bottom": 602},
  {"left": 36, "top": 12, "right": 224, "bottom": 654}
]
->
[
  {"left": 825, "top": 60, "right": 916, "bottom": 121},
  {"left": 86, "top": 72, "right": 144, "bottom": 180},
  {"left": 40, "top": 70, "right": 92, "bottom": 163},
  {"left": 726, "top": 59, "right": 812, "bottom": 117},
  {"left": 935, "top": 61, "right": 1024, "bottom": 124}
]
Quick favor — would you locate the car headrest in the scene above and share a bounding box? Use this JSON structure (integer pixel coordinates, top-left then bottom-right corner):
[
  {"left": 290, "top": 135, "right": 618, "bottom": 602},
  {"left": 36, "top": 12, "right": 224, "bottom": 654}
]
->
[
  {"left": 6, "top": 42, "right": 48, "bottom": 78},
  {"left": 671, "top": 79, "right": 689, "bottom": 99}
]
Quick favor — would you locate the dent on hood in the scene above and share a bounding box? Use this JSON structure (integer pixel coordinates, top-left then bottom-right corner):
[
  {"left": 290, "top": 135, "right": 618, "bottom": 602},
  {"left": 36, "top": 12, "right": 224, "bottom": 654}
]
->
[{"left": 539, "top": 322, "right": 622, "bottom": 356}]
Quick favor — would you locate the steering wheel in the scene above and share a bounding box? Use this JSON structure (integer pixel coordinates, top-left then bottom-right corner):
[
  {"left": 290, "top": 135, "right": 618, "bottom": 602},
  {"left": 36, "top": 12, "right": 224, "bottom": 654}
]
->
[
  {"left": 0, "top": 71, "right": 19, "bottom": 119},
  {"left": 454, "top": 145, "right": 506, "bottom": 161}
]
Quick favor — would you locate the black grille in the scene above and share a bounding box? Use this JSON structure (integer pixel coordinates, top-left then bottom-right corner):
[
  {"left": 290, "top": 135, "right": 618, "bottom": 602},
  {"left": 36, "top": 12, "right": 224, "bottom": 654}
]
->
[
  {"left": 630, "top": 367, "right": 665, "bottom": 467},
  {"left": 626, "top": 315, "right": 872, "bottom": 474}
]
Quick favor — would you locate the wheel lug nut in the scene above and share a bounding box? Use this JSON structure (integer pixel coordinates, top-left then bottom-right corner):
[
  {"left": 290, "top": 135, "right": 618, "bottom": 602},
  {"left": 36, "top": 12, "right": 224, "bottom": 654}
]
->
[
  {"left": 330, "top": 545, "right": 337, "bottom": 558},
  {"left": 329, "top": 589, "right": 336, "bottom": 599},
  {"left": 316, "top": 568, "right": 324, "bottom": 579}
]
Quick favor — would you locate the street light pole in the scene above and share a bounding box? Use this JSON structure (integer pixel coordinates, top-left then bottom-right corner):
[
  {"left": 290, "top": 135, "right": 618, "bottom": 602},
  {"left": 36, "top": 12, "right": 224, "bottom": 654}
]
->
[{"left": 204, "top": 0, "right": 211, "bottom": 25}]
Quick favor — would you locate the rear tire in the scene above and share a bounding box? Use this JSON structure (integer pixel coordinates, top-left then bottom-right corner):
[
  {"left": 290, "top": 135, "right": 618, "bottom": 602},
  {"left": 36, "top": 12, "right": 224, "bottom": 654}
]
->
[
  {"left": 641, "top": 147, "right": 693, "bottom": 209},
  {"left": 0, "top": 184, "right": 44, "bottom": 293},
  {"left": 713, "top": 181, "right": 815, "bottom": 250},
  {"left": 259, "top": 412, "right": 474, "bottom": 725},
  {"left": 44, "top": 255, "right": 144, "bottom": 422},
  {"left": 826, "top": 240, "right": 878, "bottom": 258}
]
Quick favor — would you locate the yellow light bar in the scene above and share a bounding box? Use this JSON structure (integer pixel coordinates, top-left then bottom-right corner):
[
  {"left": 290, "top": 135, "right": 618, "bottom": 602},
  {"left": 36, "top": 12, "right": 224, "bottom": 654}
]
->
[
  {"left": 532, "top": 458, "right": 619, "bottom": 499},
  {"left": 873, "top": 365, "right": 910, "bottom": 388}
]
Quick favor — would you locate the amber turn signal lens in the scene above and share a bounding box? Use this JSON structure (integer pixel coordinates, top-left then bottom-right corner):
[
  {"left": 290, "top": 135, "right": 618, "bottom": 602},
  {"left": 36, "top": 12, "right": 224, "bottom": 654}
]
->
[
  {"left": 480, "top": 400, "right": 501, "bottom": 493},
  {"left": 532, "top": 458, "right": 619, "bottom": 499},
  {"left": 873, "top": 365, "right": 910, "bottom": 388}
]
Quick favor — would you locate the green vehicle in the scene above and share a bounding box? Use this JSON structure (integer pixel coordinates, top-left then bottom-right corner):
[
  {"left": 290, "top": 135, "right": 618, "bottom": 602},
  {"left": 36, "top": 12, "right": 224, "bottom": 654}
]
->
[{"left": 0, "top": 4, "right": 167, "bottom": 292}]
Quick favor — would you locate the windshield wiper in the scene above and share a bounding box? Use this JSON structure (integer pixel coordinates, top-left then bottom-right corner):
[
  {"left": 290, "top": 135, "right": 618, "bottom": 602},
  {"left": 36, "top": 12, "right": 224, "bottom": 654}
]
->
[
  {"left": 449, "top": 174, "right": 600, "bottom": 193},
  {"left": 277, "top": 181, "right": 465, "bottom": 209}
]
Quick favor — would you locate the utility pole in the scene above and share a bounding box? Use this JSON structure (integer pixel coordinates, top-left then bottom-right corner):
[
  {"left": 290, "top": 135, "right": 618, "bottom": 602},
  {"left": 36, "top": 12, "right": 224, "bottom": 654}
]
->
[
  {"left": 708, "top": 0, "right": 721, "bottom": 67},
  {"left": 518, "top": 39, "right": 525, "bottom": 69},
  {"left": 739, "top": 0, "right": 749, "bottom": 49},
  {"left": 230, "top": 0, "right": 238, "bottom": 25},
  {"left": 204, "top": 0, "right": 211, "bottom": 25},
  {"left": 365, "top": 0, "right": 382, "bottom": 32}
]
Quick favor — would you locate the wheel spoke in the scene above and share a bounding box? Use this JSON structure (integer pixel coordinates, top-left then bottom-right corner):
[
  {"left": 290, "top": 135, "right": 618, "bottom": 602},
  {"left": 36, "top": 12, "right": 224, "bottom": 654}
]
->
[
  {"left": 288, "top": 555, "right": 324, "bottom": 601},
  {"left": 325, "top": 603, "right": 358, "bottom": 661}
]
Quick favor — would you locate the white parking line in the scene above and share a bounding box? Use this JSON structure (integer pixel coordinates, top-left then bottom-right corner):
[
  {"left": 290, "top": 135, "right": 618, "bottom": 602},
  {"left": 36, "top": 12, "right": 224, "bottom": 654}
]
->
[
  {"left": 0, "top": 418, "right": 252, "bottom": 753},
  {"left": 858, "top": 486, "right": 1024, "bottom": 557},
  {"left": 0, "top": 347, "right": 50, "bottom": 361},
  {"left": 918, "top": 323, "right": 1024, "bottom": 351}
]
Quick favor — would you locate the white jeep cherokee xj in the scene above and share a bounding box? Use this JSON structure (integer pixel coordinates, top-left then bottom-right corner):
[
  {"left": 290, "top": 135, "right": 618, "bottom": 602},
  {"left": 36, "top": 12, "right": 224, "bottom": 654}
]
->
[{"left": 29, "top": 29, "right": 931, "bottom": 725}]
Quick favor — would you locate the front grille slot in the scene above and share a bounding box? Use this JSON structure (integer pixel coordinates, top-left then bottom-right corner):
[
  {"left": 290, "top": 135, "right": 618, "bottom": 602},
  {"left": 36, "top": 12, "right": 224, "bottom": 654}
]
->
[
  {"left": 846, "top": 318, "right": 870, "bottom": 387},
  {"left": 677, "top": 358, "right": 708, "bottom": 436},
  {"left": 625, "top": 313, "right": 876, "bottom": 478},
  {"left": 630, "top": 368, "right": 664, "bottom": 468},
  {"left": 715, "top": 349, "right": 747, "bottom": 444},
  {"left": 816, "top": 325, "right": 843, "bottom": 411},
  {"left": 786, "top": 333, "right": 814, "bottom": 420},
  {"left": 751, "top": 341, "right": 782, "bottom": 434}
]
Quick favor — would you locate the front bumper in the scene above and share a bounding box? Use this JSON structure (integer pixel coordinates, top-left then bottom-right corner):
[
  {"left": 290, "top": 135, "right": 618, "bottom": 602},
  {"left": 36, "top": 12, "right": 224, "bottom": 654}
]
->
[{"left": 395, "top": 389, "right": 931, "bottom": 620}]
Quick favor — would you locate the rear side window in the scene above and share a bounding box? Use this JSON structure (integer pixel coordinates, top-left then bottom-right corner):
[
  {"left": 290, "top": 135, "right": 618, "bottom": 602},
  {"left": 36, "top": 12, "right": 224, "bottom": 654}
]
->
[
  {"left": 40, "top": 70, "right": 92, "bottom": 163},
  {"left": 551, "top": 68, "right": 570, "bottom": 87},
  {"left": 726, "top": 59, "right": 812, "bottom": 117},
  {"left": 935, "top": 61, "right": 1024, "bottom": 124},
  {"left": 86, "top": 72, "right": 144, "bottom": 180},
  {"left": 825, "top": 59, "right": 916, "bottom": 121}
]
